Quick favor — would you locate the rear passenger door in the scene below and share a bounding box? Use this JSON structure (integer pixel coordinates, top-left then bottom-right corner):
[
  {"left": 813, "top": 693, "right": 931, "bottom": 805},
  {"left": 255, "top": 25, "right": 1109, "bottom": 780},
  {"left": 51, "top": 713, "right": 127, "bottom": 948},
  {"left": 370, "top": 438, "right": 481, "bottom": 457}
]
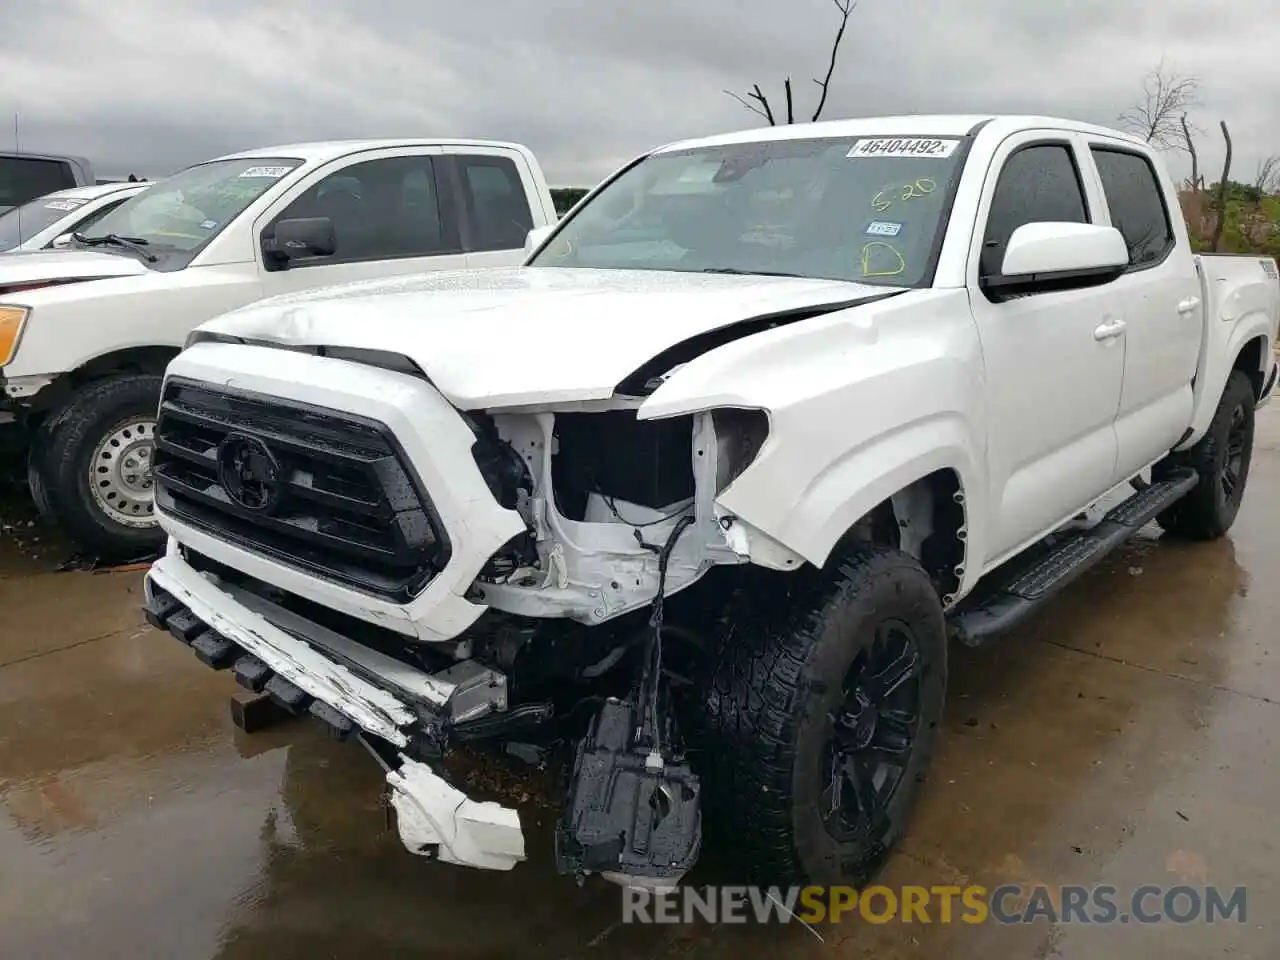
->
[
  {"left": 442, "top": 148, "right": 538, "bottom": 268},
  {"left": 1085, "top": 141, "right": 1203, "bottom": 480},
  {"left": 968, "top": 133, "right": 1126, "bottom": 562},
  {"left": 256, "top": 147, "right": 469, "bottom": 297}
]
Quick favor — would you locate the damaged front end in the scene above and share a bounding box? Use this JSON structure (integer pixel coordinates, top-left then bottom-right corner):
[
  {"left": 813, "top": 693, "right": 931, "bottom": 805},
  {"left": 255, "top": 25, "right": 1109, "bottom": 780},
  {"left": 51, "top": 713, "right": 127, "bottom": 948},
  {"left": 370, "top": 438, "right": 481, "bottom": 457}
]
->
[{"left": 143, "top": 338, "right": 783, "bottom": 888}]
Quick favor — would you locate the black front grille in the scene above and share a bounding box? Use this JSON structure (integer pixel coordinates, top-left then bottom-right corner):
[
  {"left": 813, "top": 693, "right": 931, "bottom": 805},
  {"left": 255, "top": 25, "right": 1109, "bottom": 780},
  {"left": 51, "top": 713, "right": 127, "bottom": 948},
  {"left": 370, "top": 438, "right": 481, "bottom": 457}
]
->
[{"left": 153, "top": 377, "right": 450, "bottom": 602}]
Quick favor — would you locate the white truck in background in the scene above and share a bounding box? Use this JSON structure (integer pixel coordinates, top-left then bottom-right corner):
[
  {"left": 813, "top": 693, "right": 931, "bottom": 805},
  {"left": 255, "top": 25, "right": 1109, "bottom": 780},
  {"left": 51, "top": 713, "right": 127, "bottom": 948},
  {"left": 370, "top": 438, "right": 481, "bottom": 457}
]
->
[
  {"left": 144, "top": 115, "right": 1278, "bottom": 889},
  {"left": 0, "top": 139, "right": 557, "bottom": 559},
  {"left": 0, "top": 152, "right": 97, "bottom": 214},
  {"left": 0, "top": 180, "right": 151, "bottom": 253}
]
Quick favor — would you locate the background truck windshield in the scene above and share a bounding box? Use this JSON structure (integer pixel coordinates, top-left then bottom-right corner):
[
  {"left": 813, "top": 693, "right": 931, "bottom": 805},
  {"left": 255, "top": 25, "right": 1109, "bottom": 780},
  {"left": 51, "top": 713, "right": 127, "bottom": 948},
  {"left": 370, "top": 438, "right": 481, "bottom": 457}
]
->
[
  {"left": 530, "top": 136, "right": 967, "bottom": 287},
  {"left": 0, "top": 195, "right": 89, "bottom": 251},
  {"left": 80, "top": 157, "right": 301, "bottom": 253}
]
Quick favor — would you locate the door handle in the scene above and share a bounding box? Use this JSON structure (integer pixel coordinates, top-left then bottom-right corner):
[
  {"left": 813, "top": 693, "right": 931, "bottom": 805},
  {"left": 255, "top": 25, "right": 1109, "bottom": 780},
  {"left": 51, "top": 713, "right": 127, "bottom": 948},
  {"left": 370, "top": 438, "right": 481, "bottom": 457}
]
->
[
  {"left": 1178, "top": 296, "right": 1201, "bottom": 315},
  {"left": 1093, "top": 318, "right": 1127, "bottom": 341}
]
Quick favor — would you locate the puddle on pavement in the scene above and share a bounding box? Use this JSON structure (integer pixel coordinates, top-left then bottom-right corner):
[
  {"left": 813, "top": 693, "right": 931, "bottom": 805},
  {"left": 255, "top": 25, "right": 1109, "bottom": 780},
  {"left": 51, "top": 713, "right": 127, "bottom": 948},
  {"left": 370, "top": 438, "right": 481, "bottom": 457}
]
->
[{"left": 2, "top": 420, "right": 1280, "bottom": 958}]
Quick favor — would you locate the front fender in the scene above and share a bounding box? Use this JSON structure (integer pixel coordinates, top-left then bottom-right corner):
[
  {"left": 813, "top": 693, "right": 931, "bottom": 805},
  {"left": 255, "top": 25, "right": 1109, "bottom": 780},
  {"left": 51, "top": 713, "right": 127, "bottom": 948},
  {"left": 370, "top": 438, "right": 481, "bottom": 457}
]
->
[
  {"left": 637, "top": 288, "right": 989, "bottom": 591},
  {"left": 718, "top": 413, "right": 982, "bottom": 587}
]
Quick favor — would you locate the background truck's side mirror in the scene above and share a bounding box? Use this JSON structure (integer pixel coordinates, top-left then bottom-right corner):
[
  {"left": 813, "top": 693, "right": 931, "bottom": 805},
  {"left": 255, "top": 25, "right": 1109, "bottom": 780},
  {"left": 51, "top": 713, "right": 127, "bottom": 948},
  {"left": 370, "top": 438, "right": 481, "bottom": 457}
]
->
[
  {"left": 523, "top": 224, "right": 555, "bottom": 259},
  {"left": 263, "top": 217, "right": 337, "bottom": 266},
  {"left": 982, "top": 222, "right": 1129, "bottom": 298}
]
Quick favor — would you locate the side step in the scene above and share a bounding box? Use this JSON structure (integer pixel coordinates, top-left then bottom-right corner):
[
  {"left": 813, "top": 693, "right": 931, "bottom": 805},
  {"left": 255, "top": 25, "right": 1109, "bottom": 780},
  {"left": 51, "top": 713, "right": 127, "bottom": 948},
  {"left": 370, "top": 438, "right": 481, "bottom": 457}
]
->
[{"left": 948, "top": 469, "right": 1198, "bottom": 647}]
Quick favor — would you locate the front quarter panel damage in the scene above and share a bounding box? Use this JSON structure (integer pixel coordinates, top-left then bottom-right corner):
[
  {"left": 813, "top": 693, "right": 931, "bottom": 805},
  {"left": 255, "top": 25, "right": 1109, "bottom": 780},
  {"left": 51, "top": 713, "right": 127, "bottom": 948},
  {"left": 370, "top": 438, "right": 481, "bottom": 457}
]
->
[{"left": 635, "top": 289, "right": 986, "bottom": 586}]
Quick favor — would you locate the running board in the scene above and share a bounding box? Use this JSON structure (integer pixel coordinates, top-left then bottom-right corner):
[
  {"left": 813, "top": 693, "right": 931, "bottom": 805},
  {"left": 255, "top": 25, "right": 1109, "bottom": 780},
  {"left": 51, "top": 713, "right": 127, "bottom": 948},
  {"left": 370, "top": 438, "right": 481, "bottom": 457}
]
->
[{"left": 948, "top": 470, "right": 1198, "bottom": 647}]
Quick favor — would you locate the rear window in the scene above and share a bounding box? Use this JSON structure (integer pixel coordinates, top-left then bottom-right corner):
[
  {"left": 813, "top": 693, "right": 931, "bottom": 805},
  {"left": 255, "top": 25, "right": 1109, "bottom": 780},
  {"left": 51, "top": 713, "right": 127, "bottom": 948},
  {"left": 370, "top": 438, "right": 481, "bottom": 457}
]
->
[
  {"left": 0, "top": 157, "right": 77, "bottom": 211},
  {"left": 1090, "top": 147, "right": 1174, "bottom": 268},
  {"left": 457, "top": 155, "right": 534, "bottom": 251}
]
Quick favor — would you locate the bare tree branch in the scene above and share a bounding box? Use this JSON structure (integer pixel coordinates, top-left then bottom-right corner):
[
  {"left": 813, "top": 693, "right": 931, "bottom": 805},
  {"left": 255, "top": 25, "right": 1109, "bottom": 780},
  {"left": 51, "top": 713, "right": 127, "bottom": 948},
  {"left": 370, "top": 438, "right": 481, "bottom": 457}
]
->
[
  {"left": 723, "top": 89, "right": 773, "bottom": 124},
  {"left": 726, "top": 0, "right": 856, "bottom": 125},
  {"left": 1179, "top": 113, "right": 1201, "bottom": 191},
  {"left": 1254, "top": 155, "right": 1279, "bottom": 200},
  {"left": 810, "top": 0, "right": 856, "bottom": 122},
  {"left": 1118, "top": 57, "right": 1201, "bottom": 150},
  {"left": 1212, "top": 120, "right": 1233, "bottom": 252},
  {"left": 748, "top": 83, "right": 776, "bottom": 125}
]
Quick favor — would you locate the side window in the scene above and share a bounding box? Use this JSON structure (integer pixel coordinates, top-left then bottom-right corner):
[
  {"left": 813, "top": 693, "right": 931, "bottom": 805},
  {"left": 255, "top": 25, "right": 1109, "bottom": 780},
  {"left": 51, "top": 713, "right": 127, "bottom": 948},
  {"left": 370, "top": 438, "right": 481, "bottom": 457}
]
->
[
  {"left": 981, "top": 143, "right": 1089, "bottom": 278},
  {"left": 65, "top": 198, "right": 128, "bottom": 240},
  {"left": 265, "top": 154, "right": 456, "bottom": 266},
  {"left": 0, "top": 158, "right": 77, "bottom": 210},
  {"left": 1090, "top": 148, "right": 1173, "bottom": 268},
  {"left": 457, "top": 155, "right": 534, "bottom": 252}
]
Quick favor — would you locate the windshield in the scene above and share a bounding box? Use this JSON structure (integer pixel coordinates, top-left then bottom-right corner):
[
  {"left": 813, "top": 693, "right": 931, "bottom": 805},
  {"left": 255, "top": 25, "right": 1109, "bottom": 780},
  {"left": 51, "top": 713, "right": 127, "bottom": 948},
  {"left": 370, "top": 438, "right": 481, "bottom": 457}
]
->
[
  {"left": 530, "top": 136, "right": 968, "bottom": 287},
  {"left": 0, "top": 194, "right": 90, "bottom": 251},
  {"left": 79, "top": 157, "right": 302, "bottom": 256}
]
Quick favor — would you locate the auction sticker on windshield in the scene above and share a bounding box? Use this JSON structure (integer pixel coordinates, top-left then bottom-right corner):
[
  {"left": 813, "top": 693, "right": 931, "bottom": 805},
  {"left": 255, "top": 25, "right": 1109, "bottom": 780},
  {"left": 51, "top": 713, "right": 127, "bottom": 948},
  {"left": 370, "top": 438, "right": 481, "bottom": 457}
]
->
[
  {"left": 239, "top": 166, "right": 293, "bottom": 179},
  {"left": 847, "top": 138, "right": 960, "bottom": 159},
  {"left": 45, "top": 198, "right": 89, "bottom": 211}
]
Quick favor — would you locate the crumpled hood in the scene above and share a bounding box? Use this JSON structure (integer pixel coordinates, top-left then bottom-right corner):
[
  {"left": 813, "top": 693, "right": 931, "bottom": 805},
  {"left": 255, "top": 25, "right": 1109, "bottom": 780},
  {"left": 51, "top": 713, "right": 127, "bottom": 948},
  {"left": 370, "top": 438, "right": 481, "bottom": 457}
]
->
[
  {"left": 0, "top": 249, "right": 149, "bottom": 288},
  {"left": 200, "top": 267, "right": 906, "bottom": 408}
]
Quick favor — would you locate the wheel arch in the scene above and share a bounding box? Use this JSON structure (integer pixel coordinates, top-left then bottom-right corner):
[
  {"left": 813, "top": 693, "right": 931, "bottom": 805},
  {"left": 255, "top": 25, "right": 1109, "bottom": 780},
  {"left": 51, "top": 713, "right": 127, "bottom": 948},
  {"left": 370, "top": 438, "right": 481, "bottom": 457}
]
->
[
  {"left": 720, "top": 414, "right": 984, "bottom": 600},
  {"left": 28, "top": 345, "right": 178, "bottom": 418}
]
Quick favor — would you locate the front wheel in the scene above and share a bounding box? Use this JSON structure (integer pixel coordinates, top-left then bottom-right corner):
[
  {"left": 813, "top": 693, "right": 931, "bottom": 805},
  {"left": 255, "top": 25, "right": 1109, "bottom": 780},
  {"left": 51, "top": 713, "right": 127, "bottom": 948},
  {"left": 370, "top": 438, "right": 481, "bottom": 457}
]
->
[
  {"left": 1156, "top": 370, "right": 1256, "bottom": 540},
  {"left": 698, "top": 543, "right": 947, "bottom": 885},
  {"left": 30, "top": 373, "right": 165, "bottom": 561}
]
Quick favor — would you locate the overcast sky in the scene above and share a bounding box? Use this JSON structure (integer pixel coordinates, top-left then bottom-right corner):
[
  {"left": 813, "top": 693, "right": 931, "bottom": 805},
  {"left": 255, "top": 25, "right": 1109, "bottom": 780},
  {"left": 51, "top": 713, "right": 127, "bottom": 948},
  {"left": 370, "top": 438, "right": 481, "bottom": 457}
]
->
[{"left": 2, "top": 0, "right": 1273, "bottom": 186}]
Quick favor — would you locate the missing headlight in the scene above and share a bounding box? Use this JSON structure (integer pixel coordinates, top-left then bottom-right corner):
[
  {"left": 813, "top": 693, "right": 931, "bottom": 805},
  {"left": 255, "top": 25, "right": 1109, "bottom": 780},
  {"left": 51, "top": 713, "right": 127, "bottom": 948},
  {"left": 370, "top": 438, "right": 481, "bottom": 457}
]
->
[{"left": 711, "top": 408, "right": 769, "bottom": 493}]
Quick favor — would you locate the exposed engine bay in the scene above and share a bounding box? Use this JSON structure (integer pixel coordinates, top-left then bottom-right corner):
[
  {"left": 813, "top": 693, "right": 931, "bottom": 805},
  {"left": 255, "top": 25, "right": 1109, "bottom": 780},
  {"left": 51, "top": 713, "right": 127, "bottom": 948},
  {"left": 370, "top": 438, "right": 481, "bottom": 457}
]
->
[{"left": 466, "top": 402, "right": 771, "bottom": 624}]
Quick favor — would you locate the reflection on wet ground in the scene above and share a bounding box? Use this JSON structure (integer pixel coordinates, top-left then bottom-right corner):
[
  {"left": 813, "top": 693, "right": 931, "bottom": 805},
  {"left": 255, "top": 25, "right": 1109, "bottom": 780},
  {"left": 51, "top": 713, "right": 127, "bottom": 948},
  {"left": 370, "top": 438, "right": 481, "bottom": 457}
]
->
[{"left": 2, "top": 414, "right": 1280, "bottom": 958}]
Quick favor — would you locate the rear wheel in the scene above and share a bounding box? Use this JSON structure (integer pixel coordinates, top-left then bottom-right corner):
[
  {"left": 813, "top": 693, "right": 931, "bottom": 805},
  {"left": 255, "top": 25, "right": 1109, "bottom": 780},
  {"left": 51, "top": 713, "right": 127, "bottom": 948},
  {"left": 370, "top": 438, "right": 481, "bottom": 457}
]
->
[
  {"left": 30, "top": 373, "right": 164, "bottom": 561},
  {"left": 1156, "top": 370, "right": 1256, "bottom": 540},
  {"left": 697, "top": 543, "right": 947, "bottom": 885}
]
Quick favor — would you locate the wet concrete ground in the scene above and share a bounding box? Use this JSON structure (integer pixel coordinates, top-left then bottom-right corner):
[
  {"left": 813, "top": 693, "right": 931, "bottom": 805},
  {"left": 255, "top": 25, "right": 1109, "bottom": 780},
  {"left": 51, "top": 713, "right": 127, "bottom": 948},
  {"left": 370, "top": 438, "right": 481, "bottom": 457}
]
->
[{"left": 2, "top": 415, "right": 1279, "bottom": 959}]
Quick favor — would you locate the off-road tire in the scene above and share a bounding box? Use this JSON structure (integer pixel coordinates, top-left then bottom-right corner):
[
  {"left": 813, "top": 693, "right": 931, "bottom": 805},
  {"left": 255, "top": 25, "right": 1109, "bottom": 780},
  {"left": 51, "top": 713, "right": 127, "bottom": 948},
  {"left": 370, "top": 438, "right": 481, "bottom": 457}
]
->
[
  {"left": 30, "top": 373, "right": 165, "bottom": 561},
  {"left": 697, "top": 543, "right": 947, "bottom": 885},
  {"left": 1156, "top": 370, "right": 1256, "bottom": 540}
]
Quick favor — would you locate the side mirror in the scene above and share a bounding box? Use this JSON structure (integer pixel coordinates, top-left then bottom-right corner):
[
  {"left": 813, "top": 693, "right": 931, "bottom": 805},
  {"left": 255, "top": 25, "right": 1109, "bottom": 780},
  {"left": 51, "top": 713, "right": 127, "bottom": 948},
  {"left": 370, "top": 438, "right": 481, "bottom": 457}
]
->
[
  {"left": 524, "top": 224, "right": 555, "bottom": 258},
  {"left": 50, "top": 232, "right": 74, "bottom": 249},
  {"left": 263, "top": 217, "right": 336, "bottom": 265},
  {"left": 982, "top": 222, "right": 1129, "bottom": 297}
]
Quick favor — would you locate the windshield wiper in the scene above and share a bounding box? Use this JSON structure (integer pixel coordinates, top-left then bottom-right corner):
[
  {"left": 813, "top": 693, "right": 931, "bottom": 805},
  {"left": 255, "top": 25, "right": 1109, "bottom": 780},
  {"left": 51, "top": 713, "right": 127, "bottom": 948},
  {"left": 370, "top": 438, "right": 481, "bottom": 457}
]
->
[
  {"left": 701, "top": 267, "right": 806, "bottom": 279},
  {"left": 73, "top": 232, "right": 158, "bottom": 263}
]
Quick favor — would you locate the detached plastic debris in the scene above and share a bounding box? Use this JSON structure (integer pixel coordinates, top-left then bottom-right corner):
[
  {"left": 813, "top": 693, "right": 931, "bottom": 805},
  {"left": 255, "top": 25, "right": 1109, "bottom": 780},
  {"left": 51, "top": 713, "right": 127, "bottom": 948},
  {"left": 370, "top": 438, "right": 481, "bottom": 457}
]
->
[{"left": 554, "top": 696, "right": 701, "bottom": 889}]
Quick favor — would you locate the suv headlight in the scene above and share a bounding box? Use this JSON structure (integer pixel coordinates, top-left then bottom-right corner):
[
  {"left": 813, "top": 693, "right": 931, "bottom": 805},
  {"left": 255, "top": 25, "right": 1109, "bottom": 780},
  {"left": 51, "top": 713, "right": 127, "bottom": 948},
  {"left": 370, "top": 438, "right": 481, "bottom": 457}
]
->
[{"left": 0, "top": 305, "right": 30, "bottom": 367}]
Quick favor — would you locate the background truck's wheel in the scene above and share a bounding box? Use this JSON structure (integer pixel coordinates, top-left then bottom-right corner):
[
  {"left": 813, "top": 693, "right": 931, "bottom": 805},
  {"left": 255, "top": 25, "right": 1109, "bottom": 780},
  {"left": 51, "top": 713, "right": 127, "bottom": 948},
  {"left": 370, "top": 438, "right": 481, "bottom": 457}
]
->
[
  {"left": 698, "top": 543, "right": 947, "bottom": 885},
  {"left": 30, "top": 373, "right": 164, "bottom": 561},
  {"left": 1156, "top": 370, "right": 1256, "bottom": 540}
]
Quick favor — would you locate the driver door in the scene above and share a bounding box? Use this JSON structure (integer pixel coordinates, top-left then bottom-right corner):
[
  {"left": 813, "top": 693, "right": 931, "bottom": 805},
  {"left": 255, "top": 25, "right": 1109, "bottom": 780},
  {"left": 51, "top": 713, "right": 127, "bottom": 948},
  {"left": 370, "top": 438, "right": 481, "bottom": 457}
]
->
[
  {"left": 255, "top": 147, "right": 468, "bottom": 297},
  {"left": 968, "top": 133, "right": 1126, "bottom": 563}
]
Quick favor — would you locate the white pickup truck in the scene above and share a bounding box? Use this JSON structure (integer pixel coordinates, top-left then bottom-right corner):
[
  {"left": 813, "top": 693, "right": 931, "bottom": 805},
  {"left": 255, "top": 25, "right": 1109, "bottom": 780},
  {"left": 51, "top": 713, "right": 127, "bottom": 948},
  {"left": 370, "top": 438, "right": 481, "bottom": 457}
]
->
[
  {"left": 0, "top": 138, "right": 556, "bottom": 558},
  {"left": 142, "top": 115, "right": 1278, "bottom": 889}
]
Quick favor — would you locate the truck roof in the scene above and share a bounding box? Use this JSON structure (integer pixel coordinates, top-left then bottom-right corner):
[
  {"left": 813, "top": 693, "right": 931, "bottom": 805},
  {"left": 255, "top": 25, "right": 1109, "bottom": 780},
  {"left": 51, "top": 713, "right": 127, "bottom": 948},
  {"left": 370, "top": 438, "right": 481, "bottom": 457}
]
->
[
  {"left": 38, "top": 181, "right": 148, "bottom": 203},
  {"left": 657, "top": 114, "right": 1149, "bottom": 153},
  {"left": 210, "top": 138, "right": 537, "bottom": 165}
]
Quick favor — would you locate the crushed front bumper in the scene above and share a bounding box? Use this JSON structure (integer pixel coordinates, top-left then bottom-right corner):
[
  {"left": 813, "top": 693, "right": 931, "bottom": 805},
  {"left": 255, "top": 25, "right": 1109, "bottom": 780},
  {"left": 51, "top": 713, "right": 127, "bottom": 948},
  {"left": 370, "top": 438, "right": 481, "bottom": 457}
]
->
[{"left": 144, "top": 549, "right": 526, "bottom": 872}]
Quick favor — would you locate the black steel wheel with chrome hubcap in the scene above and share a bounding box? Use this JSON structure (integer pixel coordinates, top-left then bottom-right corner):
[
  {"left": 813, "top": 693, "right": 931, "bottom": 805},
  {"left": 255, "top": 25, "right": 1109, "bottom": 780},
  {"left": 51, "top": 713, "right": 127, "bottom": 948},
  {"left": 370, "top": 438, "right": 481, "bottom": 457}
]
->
[
  {"left": 1156, "top": 369, "right": 1257, "bottom": 540},
  {"left": 696, "top": 542, "right": 947, "bottom": 885},
  {"left": 28, "top": 373, "right": 167, "bottom": 561}
]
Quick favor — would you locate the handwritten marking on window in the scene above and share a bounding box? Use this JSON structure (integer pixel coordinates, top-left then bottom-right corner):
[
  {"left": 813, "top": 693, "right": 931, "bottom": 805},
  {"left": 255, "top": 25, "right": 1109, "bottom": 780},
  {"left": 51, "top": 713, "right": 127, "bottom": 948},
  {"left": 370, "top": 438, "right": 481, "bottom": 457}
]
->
[{"left": 861, "top": 241, "right": 907, "bottom": 277}]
